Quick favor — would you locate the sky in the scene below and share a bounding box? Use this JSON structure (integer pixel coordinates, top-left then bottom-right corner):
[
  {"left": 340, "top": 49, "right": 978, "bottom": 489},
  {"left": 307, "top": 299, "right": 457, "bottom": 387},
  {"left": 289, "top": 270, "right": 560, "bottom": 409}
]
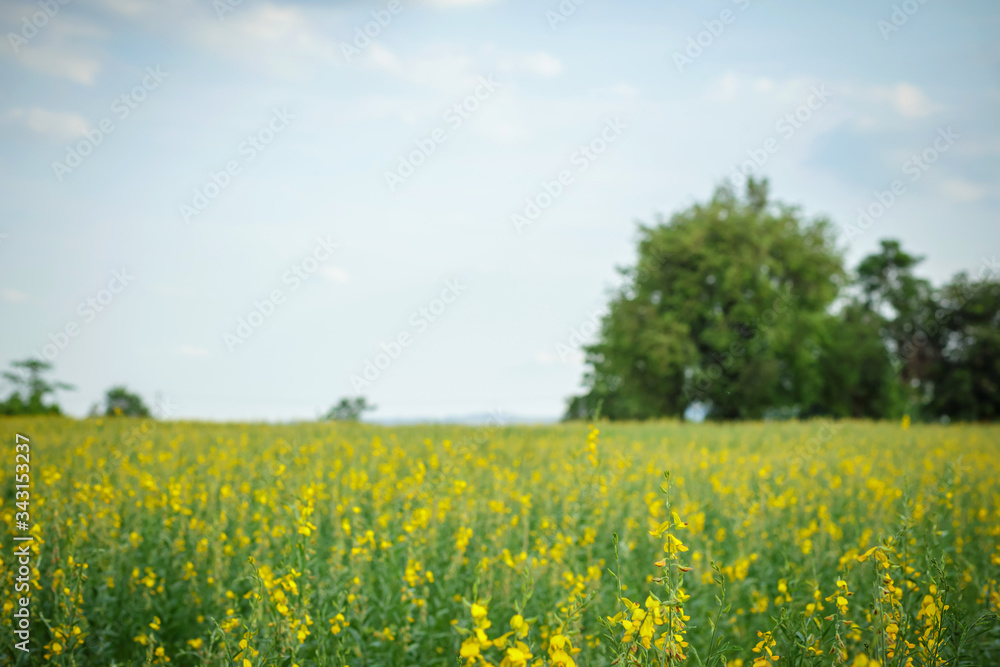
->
[{"left": 1, "top": 0, "right": 998, "bottom": 423}]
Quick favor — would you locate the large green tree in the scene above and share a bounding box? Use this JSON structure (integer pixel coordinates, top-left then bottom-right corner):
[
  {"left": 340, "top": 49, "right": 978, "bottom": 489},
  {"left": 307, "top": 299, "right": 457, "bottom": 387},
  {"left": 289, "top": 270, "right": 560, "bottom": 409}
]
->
[{"left": 567, "top": 179, "right": 844, "bottom": 420}]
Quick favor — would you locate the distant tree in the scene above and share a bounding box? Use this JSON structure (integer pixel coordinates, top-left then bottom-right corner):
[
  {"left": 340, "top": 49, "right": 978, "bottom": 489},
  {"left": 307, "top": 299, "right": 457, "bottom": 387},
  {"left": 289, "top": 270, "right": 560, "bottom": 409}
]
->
[
  {"left": 854, "top": 240, "right": 938, "bottom": 389},
  {"left": 849, "top": 241, "right": 1000, "bottom": 421},
  {"left": 567, "top": 178, "right": 844, "bottom": 420},
  {"left": 101, "top": 385, "right": 152, "bottom": 417},
  {"left": 0, "top": 358, "right": 73, "bottom": 416},
  {"left": 923, "top": 273, "right": 1000, "bottom": 421},
  {"left": 324, "top": 397, "right": 375, "bottom": 422}
]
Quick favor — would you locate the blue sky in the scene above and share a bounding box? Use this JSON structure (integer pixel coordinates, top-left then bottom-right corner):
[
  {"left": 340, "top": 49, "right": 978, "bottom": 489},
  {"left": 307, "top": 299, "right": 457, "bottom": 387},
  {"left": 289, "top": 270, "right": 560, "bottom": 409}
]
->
[{"left": 1, "top": 0, "right": 998, "bottom": 421}]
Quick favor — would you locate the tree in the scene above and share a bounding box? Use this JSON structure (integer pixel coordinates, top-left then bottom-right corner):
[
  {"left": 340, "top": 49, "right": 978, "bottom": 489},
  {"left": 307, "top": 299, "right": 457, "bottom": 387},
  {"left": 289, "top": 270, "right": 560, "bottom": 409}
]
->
[
  {"left": 923, "top": 274, "right": 1000, "bottom": 421},
  {"left": 849, "top": 241, "right": 1000, "bottom": 421},
  {"left": 101, "top": 385, "right": 152, "bottom": 417},
  {"left": 854, "top": 239, "right": 938, "bottom": 390},
  {"left": 324, "top": 397, "right": 375, "bottom": 422},
  {"left": 809, "top": 304, "right": 906, "bottom": 419},
  {"left": 567, "top": 178, "right": 844, "bottom": 420},
  {"left": 0, "top": 358, "right": 73, "bottom": 416}
]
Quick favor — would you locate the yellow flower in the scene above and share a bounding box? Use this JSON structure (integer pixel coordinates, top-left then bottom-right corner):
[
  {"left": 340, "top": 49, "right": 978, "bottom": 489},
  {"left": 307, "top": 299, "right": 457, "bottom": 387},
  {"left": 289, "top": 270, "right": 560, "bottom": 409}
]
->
[
  {"left": 460, "top": 637, "right": 481, "bottom": 659},
  {"left": 665, "top": 533, "right": 689, "bottom": 553}
]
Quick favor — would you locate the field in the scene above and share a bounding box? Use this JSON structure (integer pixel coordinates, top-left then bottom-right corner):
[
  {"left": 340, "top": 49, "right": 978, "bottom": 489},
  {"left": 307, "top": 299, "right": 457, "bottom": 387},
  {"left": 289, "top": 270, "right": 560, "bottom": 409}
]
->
[{"left": 1, "top": 417, "right": 999, "bottom": 666}]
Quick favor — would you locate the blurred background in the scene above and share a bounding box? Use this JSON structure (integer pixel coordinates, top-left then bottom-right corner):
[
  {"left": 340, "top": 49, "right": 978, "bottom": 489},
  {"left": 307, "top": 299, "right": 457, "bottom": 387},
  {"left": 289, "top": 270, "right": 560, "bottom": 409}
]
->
[{"left": 0, "top": 0, "right": 997, "bottom": 422}]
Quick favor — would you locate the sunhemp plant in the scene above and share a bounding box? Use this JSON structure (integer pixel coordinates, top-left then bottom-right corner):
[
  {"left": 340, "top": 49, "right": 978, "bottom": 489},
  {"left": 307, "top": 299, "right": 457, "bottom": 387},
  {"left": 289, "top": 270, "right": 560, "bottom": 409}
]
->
[{"left": 602, "top": 471, "right": 738, "bottom": 666}]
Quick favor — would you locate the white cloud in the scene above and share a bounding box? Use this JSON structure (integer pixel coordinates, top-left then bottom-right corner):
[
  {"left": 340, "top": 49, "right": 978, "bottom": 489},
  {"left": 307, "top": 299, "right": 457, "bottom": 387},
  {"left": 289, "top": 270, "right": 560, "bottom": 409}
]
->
[
  {"left": 3, "top": 20, "right": 106, "bottom": 85},
  {"left": 367, "top": 45, "right": 561, "bottom": 92},
  {"left": 871, "top": 82, "right": 940, "bottom": 118},
  {"left": 364, "top": 44, "right": 478, "bottom": 92},
  {"left": 187, "top": 3, "right": 341, "bottom": 80},
  {"left": 497, "top": 52, "right": 564, "bottom": 78},
  {"left": 404, "top": 51, "right": 478, "bottom": 89},
  {"left": 7, "top": 107, "right": 89, "bottom": 141},
  {"left": 703, "top": 72, "right": 742, "bottom": 103},
  {"left": 100, "top": 0, "right": 151, "bottom": 15},
  {"left": 754, "top": 77, "right": 776, "bottom": 93},
  {"left": 534, "top": 351, "right": 557, "bottom": 365},
  {"left": 176, "top": 346, "right": 210, "bottom": 357},
  {"left": 418, "top": 0, "right": 499, "bottom": 7},
  {"left": 939, "top": 179, "right": 986, "bottom": 202},
  {"left": 367, "top": 43, "right": 404, "bottom": 76},
  {"left": 703, "top": 72, "right": 818, "bottom": 105},
  {"left": 0, "top": 288, "right": 28, "bottom": 303},
  {"left": 855, "top": 116, "right": 877, "bottom": 130},
  {"left": 586, "top": 83, "right": 640, "bottom": 101},
  {"left": 321, "top": 266, "right": 351, "bottom": 284}
]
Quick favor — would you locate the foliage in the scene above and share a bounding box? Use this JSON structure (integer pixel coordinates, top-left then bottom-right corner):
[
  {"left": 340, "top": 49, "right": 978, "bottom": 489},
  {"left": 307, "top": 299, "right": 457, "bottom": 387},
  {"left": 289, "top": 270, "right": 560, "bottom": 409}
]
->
[
  {"left": 809, "top": 303, "right": 907, "bottom": 419},
  {"left": 323, "top": 396, "right": 375, "bottom": 422},
  {"left": 0, "top": 418, "right": 997, "bottom": 665},
  {"left": 0, "top": 358, "right": 73, "bottom": 416},
  {"left": 570, "top": 178, "right": 844, "bottom": 421},
  {"left": 850, "top": 241, "right": 1000, "bottom": 421},
  {"left": 922, "top": 273, "right": 1000, "bottom": 421},
  {"left": 99, "top": 385, "right": 152, "bottom": 418},
  {"left": 566, "top": 185, "right": 999, "bottom": 422}
]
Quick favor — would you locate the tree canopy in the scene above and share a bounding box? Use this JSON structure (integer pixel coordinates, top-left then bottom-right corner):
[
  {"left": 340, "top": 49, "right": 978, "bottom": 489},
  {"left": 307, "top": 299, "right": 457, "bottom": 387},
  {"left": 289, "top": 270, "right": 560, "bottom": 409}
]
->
[
  {"left": 0, "top": 358, "right": 73, "bottom": 416},
  {"left": 324, "top": 397, "right": 375, "bottom": 422},
  {"left": 567, "top": 179, "right": 1000, "bottom": 422},
  {"left": 100, "top": 385, "right": 153, "bottom": 418}
]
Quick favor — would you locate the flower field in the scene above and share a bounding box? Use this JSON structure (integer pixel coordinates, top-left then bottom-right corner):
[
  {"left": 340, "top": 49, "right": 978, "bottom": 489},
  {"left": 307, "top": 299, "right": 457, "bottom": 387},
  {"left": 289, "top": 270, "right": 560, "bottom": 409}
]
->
[{"left": 1, "top": 417, "right": 999, "bottom": 666}]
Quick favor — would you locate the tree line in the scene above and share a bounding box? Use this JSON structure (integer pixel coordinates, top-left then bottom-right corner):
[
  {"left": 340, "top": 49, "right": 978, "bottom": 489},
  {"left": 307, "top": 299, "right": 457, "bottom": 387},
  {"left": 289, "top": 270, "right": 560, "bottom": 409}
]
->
[
  {"left": 0, "top": 359, "right": 375, "bottom": 422},
  {"left": 566, "top": 178, "right": 999, "bottom": 422}
]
